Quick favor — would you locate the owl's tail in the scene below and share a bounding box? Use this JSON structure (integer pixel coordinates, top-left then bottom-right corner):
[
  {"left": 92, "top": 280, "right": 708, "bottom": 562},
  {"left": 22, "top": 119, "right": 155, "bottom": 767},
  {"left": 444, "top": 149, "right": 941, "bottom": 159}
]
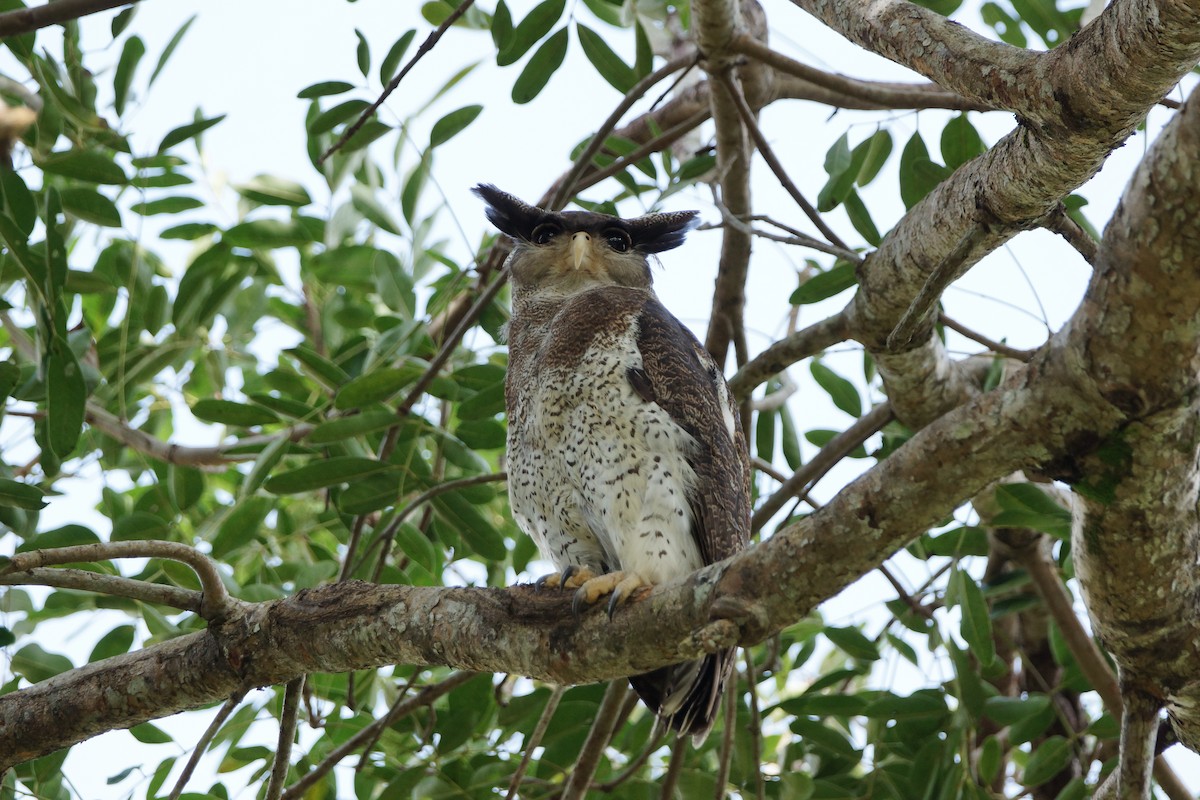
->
[{"left": 627, "top": 648, "right": 736, "bottom": 745}]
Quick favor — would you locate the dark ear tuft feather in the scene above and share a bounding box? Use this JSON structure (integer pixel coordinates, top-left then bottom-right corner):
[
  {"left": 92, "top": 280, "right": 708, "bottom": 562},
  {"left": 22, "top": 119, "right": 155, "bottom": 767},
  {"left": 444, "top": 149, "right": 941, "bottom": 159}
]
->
[
  {"left": 627, "top": 210, "right": 700, "bottom": 253},
  {"left": 472, "top": 184, "right": 547, "bottom": 242}
]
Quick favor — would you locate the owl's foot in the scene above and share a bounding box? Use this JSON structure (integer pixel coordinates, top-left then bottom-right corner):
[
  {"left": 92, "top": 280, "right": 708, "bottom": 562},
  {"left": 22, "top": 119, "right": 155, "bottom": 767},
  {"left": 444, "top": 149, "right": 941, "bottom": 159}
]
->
[
  {"left": 535, "top": 565, "right": 596, "bottom": 592},
  {"left": 571, "top": 571, "right": 651, "bottom": 619}
]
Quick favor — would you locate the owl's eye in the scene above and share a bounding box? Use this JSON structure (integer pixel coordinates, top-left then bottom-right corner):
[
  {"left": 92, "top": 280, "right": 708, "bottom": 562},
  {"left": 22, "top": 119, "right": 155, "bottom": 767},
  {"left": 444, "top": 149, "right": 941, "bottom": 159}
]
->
[
  {"left": 604, "top": 229, "right": 632, "bottom": 252},
  {"left": 531, "top": 223, "right": 560, "bottom": 245}
]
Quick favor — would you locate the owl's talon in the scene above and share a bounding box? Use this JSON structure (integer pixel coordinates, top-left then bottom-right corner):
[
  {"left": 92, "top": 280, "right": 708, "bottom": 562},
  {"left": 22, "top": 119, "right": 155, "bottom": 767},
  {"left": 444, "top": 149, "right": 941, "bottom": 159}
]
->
[
  {"left": 537, "top": 565, "right": 595, "bottom": 593},
  {"left": 568, "top": 571, "right": 651, "bottom": 618}
]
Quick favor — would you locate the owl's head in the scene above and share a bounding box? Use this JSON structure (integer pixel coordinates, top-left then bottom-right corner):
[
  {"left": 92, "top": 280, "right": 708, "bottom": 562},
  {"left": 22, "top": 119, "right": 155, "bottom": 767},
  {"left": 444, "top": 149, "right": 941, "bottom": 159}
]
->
[{"left": 473, "top": 184, "right": 699, "bottom": 292}]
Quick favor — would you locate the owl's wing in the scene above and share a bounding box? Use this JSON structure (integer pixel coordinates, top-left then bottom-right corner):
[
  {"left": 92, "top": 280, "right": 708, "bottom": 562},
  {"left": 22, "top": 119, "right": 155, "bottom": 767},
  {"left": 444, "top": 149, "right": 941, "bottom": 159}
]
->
[{"left": 633, "top": 297, "right": 751, "bottom": 565}]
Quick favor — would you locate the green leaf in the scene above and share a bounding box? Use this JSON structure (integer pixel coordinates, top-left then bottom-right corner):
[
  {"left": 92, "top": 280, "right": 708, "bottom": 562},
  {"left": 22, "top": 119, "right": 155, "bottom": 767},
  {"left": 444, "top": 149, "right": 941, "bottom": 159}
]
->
[
  {"left": 456, "top": 382, "right": 506, "bottom": 420},
  {"left": 335, "top": 366, "right": 421, "bottom": 409},
  {"left": 431, "top": 491, "right": 506, "bottom": 560},
  {"left": 1023, "top": 736, "right": 1072, "bottom": 787},
  {"left": 862, "top": 691, "right": 947, "bottom": 722},
  {"left": 394, "top": 522, "right": 439, "bottom": 574},
  {"left": 511, "top": 27, "right": 568, "bottom": 104},
  {"left": 337, "top": 473, "right": 402, "bottom": 514},
  {"left": 46, "top": 344, "right": 87, "bottom": 456},
  {"left": 223, "top": 218, "right": 314, "bottom": 249},
  {"left": 89, "top": 625, "right": 136, "bottom": 662},
  {"left": 991, "top": 483, "right": 1071, "bottom": 538},
  {"left": 497, "top": 0, "right": 566, "bottom": 66},
  {"left": 811, "top": 361, "right": 861, "bottom": 417},
  {"left": 790, "top": 262, "right": 857, "bottom": 305},
  {"left": 11, "top": 643, "right": 74, "bottom": 682},
  {"left": 149, "top": 14, "right": 195, "bottom": 87},
  {"left": 779, "top": 405, "right": 803, "bottom": 469},
  {"left": 843, "top": 189, "right": 881, "bottom": 246},
  {"left": 824, "top": 625, "right": 880, "bottom": 660},
  {"left": 298, "top": 80, "right": 355, "bottom": 99},
  {"left": 234, "top": 175, "right": 312, "bottom": 207},
  {"left": 130, "top": 195, "right": 204, "bottom": 216},
  {"left": 898, "top": 132, "right": 950, "bottom": 210},
  {"left": 38, "top": 149, "right": 128, "bottom": 184},
  {"left": 429, "top": 104, "right": 483, "bottom": 148},
  {"left": 401, "top": 150, "right": 431, "bottom": 224},
  {"left": 129, "top": 722, "right": 173, "bottom": 744},
  {"left": 856, "top": 129, "right": 893, "bottom": 186},
  {"left": 113, "top": 35, "right": 145, "bottom": 115},
  {"left": 755, "top": 406, "right": 775, "bottom": 462},
  {"left": 952, "top": 567, "right": 995, "bottom": 666},
  {"left": 308, "top": 99, "right": 370, "bottom": 135},
  {"left": 158, "top": 113, "right": 226, "bottom": 153},
  {"left": 287, "top": 345, "right": 351, "bottom": 390},
  {"left": 824, "top": 132, "right": 852, "bottom": 176},
  {"left": 308, "top": 409, "right": 398, "bottom": 444},
  {"left": 350, "top": 184, "right": 401, "bottom": 235},
  {"left": 264, "top": 457, "right": 394, "bottom": 494},
  {"left": 161, "top": 222, "right": 218, "bottom": 240},
  {"left": 381, "top": 30, "right": 417, "bottom": 84},
  {"left": 59, "top": 188, "right": 122, "bottom": 227},
  {"left": 1, "top": 169, "right": 37, "bottom": 235},
  {"left": 112, "top": 511, "right": 169, "bottom": 541},
  {"left": 577, "top": 24, "right": 636, "bottom": 92},
  {"left": 981, "top": 3, "right": 1028, "bottom": 46},
  {"left": 940, "top": 114, "right": 986, "bottom": 170},
  {"left": 0, "top": 478, "right": 47, "bottom": 510},
  {"left": 982, "top": 694, "right": 1050, "bottom": 725},
  {"left": 354, "top": 28, "right": 370, "bottom": 77},
  {"left": 191, "top": 398, "right": 279, "bottom": 427},
  {"left": 490, "top": 1, "right": 513, "bottom": 52}
]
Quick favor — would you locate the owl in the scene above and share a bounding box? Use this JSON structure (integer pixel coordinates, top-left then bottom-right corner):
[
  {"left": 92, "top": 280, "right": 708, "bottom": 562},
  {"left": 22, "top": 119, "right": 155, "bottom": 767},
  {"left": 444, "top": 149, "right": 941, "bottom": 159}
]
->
[{"left": 474, "top": 184, "right": 751, "bottom": 742}]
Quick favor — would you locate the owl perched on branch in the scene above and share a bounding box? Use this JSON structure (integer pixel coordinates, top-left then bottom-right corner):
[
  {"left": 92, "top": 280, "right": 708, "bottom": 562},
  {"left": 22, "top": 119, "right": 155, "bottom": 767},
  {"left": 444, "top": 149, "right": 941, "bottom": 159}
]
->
[{"left": 474, "top": 184, "right": 751, "bottom": 742}]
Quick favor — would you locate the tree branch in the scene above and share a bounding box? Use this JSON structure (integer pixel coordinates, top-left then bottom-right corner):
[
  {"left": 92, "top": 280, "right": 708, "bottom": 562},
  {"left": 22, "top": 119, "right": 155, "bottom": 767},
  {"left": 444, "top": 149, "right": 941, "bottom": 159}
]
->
[{"left": 0, "top": 0, "right": 134, "bottom": 37}]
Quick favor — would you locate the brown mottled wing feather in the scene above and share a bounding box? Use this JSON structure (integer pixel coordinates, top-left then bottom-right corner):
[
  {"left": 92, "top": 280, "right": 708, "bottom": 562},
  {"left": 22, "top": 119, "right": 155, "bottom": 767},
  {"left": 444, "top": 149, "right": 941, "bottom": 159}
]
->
[
  {"left": 626, "top": 296, "right": 750, "bottom": 742},
  {"left": 633, "top": 297, "right": 750, "bottom": 564}
]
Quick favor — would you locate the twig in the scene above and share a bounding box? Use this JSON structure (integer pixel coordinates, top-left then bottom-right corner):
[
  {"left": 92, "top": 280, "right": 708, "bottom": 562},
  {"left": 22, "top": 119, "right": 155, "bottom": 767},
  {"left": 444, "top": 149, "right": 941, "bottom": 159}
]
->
[
  {"left": 940, "top": 315, "right": 1036, "bottom": 361},
  {"left": 713, "top": 683, "right": 737, "bottom": 799},
  {"left": 744, "top": 654, "right": 766, "bottom": 800},
  {"left": 282, "top": 671, "right": 478, "bottom": 799},
  {"left": 86, "top": 405, "right": 313, "bottom": 468},
  {"left": 594, "top": 726, "right": 667, "bottom": 792},
  {"left": 878, "top": 564, "right": 934, "bottom": 619},
  {"left": 549, "top": 52, "right": 699, "bottom": 211},
  {"left": 0, "top": 0, "right": 134, "bottom": 37},
  {"left": 705, "top": 203, "right": 861, "bottom": 262},
  {"left": 728, "top": 34, "right": 989, "bottom": 112},
  {"left": 752, "top": 403, "right": 894, "bottom": 532},
  {"left": 1, "top": 567, "right": 201, "bottom": 612},
  {"left": 562, "top": 682, "right": 629, "bottom": 800},
  {"left": 1046, "top": 203, "right": 1100, "bottom": 266},
  {"left": 6, "top": 541, "right": 233, "bottom": 620},
  {"left": 167, "top": 690, "right": 247, "bottom": 800},
  {"left": 319, "top": 0, "right": 475, "bottom": 164},
  {"left": 266, "top": 677, "right": 305, "bottom": 800},
  {"left": 715, "top": 70, "right": 850, "bottom": 253},
  {"left": 751, "top": 455, "right": 789, "bottom": 483},
  {"left": 658, "top": 735, "right": 687, "bottom": 800},
  {"left": 373, "top": 472, "right": 508, "bottom": 579},
  {"left": 728, "top": 311, "right": 852, "bottom": 400},
  {"left": 505, "top": 685, "right": 566, "bottom": 800},
  {"left": 888, "top": 225, "right": 990, "bottom": 351},
  {"left": 571, "top": 109, "right": 710, "bottom": 196}
]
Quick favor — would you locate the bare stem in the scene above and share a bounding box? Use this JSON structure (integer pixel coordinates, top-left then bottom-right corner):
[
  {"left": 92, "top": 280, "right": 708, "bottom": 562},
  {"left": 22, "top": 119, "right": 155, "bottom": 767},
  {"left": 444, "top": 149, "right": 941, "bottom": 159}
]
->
[
  {"left": 266, "top": 677, "right": 305, "bottom": 800},
  {"left": 167, "top": 690, "right": 247, "bottom": 800},
  {"left": 505, "top": 685, "right": 566, "bottom": 800},
  {"left": 0, "top": 567, "right": 201, "bottom": 612},
  {"left": 319, "top": 0, "right": 475, "bottom": 164},
  {"left": 562, "top": 682, "right": 629, "bottom": 800},
  {"left": 6, "top": 541, "right": 233, "bottom": 620}
]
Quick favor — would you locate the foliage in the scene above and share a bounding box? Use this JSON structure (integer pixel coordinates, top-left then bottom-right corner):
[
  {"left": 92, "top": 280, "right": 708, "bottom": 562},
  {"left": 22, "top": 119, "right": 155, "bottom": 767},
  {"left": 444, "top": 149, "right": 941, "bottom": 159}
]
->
[{"left": 0, "top": 0, "right": 1191, "bottom": 799}]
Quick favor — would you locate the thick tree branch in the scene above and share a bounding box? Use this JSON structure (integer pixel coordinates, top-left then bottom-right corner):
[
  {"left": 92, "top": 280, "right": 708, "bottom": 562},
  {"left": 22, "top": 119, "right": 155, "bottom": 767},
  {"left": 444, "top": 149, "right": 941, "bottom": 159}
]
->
[{"left": 1067, "top": 86, "right": 1200, "bottom": 752}]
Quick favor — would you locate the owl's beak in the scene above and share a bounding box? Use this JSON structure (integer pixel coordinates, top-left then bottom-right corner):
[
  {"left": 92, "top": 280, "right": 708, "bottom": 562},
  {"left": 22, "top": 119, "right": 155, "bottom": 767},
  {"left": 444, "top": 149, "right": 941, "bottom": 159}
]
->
[{"left": 571, "top": 232, "right": 591, "bottom": 269}]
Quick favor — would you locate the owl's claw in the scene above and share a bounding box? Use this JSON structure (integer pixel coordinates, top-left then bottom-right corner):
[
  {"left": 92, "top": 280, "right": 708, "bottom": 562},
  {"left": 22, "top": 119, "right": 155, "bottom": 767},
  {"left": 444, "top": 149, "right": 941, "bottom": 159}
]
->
[
  {"left": 536, "top": 565, "right": 595, "bottom": 592},
  {"left": 570, "top": 571, "right": 651, "bottom": 619}
]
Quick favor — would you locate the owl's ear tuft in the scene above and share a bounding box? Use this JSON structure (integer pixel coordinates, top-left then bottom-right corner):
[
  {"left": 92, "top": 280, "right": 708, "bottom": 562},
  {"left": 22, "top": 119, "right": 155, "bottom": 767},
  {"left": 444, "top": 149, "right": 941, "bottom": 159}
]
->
[
  {"left": 473, "top": 184, "right": 546, "bottom": 242},
  {"left": 627, "top": 211, "right": 700, "bottom": 254}
]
